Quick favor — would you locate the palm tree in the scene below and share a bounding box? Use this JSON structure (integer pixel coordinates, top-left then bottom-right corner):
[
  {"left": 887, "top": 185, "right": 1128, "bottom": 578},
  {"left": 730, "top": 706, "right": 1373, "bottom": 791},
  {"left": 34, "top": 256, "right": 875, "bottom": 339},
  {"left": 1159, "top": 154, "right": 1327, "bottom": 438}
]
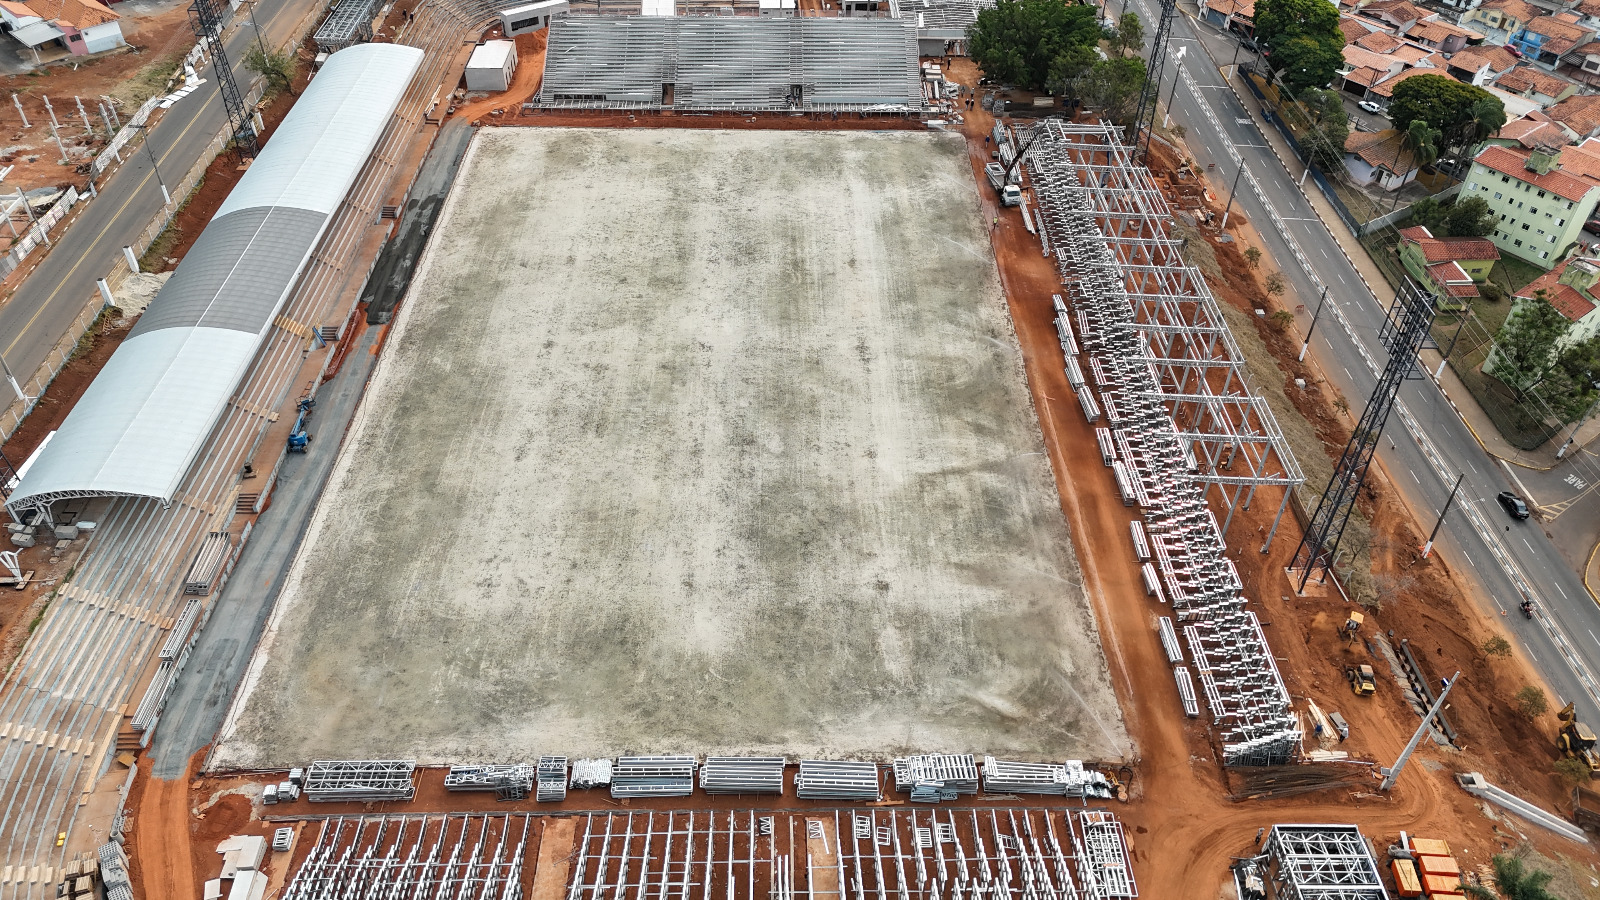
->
[
  {"left": 1462, "top": 853, "right": 1561, "bottom": 900},
  {"left": 1453, "top": 96, "right": 1508, "bottom": 164},
  {"left": 1388, "top": 120, "right": 1440, "bottom": 211}
]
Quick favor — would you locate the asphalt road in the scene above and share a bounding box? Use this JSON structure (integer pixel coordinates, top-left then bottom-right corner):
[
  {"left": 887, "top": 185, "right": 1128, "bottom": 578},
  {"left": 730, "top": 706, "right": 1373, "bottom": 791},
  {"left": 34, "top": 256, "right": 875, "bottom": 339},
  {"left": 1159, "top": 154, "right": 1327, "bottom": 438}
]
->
[
  {"left": 0, "top": 0, "right": 308, "bottom": 385},
  {"left": 1135, "top": 5, "right": 1600, "bottom": 728}
]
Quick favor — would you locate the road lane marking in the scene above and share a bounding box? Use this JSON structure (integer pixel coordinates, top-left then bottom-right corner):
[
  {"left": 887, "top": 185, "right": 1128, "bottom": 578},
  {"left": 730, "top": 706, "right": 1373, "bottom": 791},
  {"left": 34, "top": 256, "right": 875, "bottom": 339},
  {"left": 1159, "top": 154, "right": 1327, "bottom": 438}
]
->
[
  {"left": 1557, "top": 582, "right": 1569, "bottom": 599},
  {"left": 1590, "top": 629, "right": 1598, "bottom": 648},
  {"left": 1524, "top": 537, "right": 1536, "bottom": 553},
  {"left": 1410, "top": 469, "right": 1420, "bottom": 483}
]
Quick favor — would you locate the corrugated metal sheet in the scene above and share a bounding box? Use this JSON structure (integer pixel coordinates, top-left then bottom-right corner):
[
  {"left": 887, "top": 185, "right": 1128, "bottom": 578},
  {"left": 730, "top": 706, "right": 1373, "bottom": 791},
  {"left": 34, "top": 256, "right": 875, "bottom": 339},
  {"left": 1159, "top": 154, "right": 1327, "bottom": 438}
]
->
[{"left": 7, "top": 42, "right": 423, "bottom": 513}]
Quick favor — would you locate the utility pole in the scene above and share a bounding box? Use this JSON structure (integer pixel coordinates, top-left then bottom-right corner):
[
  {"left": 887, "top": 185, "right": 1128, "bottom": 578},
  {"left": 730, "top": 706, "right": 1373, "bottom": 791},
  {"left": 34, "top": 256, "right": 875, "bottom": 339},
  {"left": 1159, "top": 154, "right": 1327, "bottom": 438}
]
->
[
  {"left": 1556, "top": 382, "right": 1600, "bottom": 459},
  {"left": 15, "top": 186, "right": 45, "bottom": 248},
  {"left": 137, "top": 124, "right": 171, "bottom": 207},
  {"left": 1298, "top": 287, "right": 1328, "bottom": 361},
  {"left": 1434, "top": 309, "right": 1470, "bottom": 380},
  {"left": 1379, "top": 672, "right": 1458, "bottom": 790},
  {"left": 1420, "top": 474, "right": 1463, "bottom": 559},
  {"left": 1220, "top": 160, "right": 1245, "bottom": 231},
  {"left": 41, "top": 96, "right": 66, "bottom": 164},
  {"left": 0, "top": 350, "right": 29, "bottom": 404},
  {"left": 1161, "top": 49, "right": 1186, "bottom": 130},
  {"left": 75, "top": 96, "right": 92, "bottom": 136},
  {"left": 10, "top": 94, "right": 26, "bottom": 129}
]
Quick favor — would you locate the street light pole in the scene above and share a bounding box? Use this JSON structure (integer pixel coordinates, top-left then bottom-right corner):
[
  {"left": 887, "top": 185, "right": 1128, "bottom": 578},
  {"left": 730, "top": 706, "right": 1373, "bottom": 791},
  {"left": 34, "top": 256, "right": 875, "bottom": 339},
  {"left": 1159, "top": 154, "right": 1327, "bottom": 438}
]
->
[
  {"left": 1220, "top": 160, "right": 1245, "bottom": 231},
  {"left": 137, "top": 124, "right": 171, "bottom": 207},
  {"left": 1162, "top": 49, "right": 1186, "bottom": 130},
  {"left": 1555, "top": 382, "right": 1600, "bottom": 459},
  {"left": 1420, "top": 473, "right": 1463, "bottom": 559},
  {"left": 1299, "top": 286, "right": 1328, "bottom": 361},
  {"left": 1380, "top": 672, "right": 1458, "bottom": 791}
]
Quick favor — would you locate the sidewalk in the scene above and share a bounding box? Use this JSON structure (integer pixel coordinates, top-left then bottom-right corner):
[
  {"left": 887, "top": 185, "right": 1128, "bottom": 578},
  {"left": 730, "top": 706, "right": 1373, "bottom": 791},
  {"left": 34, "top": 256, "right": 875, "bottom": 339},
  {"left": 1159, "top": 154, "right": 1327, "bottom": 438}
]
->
[{"left": 1217, "top": 65, "right": 1600, "bottom": 471}]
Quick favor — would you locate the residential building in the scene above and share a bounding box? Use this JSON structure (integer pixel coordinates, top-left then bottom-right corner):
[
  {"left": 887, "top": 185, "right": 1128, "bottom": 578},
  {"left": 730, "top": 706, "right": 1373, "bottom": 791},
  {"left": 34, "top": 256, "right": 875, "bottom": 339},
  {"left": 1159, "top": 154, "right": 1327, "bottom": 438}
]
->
[
  {"left": 1548, "top": 92, "right": 1600, "bottom": 138},
  {"left": 1446, "top": 43, "right": 1519, "bottom": 84},
  {"left": 1493, "top": 258, "right": 1600, "bottom": 372},
  {"left": 1397, "top": 225, "right": 1501, "bottom": 304},
  {"left": 1198, "top": 0, "right": 1254, "bottom": 35},
  {"left": 1344, "top": 129, "right": 1422, "bottom": 189},
  {"left": 1464, "top": 0, "right": 1541, "bottom": 42},
  {"left": 0, "top": 0, "right": 122, "bottom": 58},
  {"left": 1488, "top": 110, "right": 1579, "bottom": 148},
  {"left": 1494, "top": 64, "right": 1580, "bottom": 105},
  {"left": 1507, "top": 13, "right": 1595, "bottom": 69},
  {"left": 1463, "top": 142, "right": 1600, "bottom": 266}
]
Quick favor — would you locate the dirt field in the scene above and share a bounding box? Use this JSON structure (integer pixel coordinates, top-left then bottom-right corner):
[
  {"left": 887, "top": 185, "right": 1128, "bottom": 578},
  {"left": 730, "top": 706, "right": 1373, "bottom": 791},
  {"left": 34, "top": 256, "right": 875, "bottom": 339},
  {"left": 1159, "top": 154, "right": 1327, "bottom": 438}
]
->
[{"left": 209, "top": 127, "right": 1128, "bottom": 769}]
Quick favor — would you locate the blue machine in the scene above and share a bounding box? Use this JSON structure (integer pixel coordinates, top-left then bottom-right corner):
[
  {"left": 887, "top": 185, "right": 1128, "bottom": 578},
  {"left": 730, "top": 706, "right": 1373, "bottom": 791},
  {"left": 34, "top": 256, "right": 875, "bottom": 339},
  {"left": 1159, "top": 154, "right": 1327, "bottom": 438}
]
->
[{"left": 287, "top": 397, "right": 315, "bottom": 453}]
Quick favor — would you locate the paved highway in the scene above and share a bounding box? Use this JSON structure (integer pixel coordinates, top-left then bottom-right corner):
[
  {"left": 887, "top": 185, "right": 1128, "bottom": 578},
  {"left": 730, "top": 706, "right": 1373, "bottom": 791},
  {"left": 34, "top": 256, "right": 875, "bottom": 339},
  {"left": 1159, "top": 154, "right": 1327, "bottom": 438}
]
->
[
  {"left": 1125, "top": 4, "right": 1600, "bottom": 728},
  {"left": 0, "top": 0, "right": 307, "bottom": 386}
]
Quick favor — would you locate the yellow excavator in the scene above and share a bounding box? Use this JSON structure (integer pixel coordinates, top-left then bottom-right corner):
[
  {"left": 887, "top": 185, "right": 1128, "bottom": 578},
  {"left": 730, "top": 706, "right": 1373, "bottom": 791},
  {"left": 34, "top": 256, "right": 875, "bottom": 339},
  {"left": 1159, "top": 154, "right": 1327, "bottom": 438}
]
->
[{"left": 1558, "top": 702, "right": 1600, "bottom": 777}]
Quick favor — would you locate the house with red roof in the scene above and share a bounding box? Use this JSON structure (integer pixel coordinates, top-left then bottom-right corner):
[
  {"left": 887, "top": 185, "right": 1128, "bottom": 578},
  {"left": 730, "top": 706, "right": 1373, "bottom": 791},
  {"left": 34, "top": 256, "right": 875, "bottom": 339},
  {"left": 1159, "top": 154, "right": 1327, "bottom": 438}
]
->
[
  {"left": 1492, "top": 258, "right": 1600, "bottom": 372},
  {"left": 1463, "top": 141, "right": 1600, "bottom": 266},
  {"left": 1398, "top": 225, "right": 1501, "bottom": 305},
  {"left": 0, "top": 0, "right": 123, "bottom": 58}
]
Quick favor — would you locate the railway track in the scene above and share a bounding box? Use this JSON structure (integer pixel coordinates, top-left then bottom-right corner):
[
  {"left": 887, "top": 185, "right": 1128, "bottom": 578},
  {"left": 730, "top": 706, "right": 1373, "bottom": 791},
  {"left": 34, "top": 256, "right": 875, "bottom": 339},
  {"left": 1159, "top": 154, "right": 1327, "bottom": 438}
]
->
[{"left": 0, "top": 1, "right": 500, "bottom": 893}]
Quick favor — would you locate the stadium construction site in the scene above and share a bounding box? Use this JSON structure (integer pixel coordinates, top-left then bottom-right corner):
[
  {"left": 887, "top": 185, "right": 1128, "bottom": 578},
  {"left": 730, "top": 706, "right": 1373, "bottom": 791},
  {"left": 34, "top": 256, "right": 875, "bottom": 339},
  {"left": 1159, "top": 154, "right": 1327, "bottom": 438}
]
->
[{"left": 0, "top": 3, "right": 1592, "bottom": 900}]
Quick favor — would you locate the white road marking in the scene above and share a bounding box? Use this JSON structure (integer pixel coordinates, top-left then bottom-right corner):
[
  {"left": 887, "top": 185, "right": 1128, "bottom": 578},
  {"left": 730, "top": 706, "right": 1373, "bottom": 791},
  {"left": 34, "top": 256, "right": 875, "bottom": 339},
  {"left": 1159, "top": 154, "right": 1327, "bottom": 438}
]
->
[
  {"left": 1524, "top": 537, "right": 1536, "bottom": 553},
  {"left": 1410, "top": 469, "right": 1420, "bottom": 483},
  {"left": 1462, "top": 549, "right": 1474, "bottom": 565},
  {"left": 1557, "top": 582, "right": 1570, "bottom": 599},
  {"left": 1589, "top": 629, "right": 1598, "bottom": 648},
  {"left": 1343, "top": 366, "right": 1352, "bottom": 379}
]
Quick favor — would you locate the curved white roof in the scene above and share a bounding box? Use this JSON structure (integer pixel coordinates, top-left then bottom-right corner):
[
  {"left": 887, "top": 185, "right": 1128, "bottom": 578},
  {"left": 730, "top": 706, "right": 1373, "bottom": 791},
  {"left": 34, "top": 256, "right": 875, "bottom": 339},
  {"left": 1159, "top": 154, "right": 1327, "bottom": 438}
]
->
[{"left": 8, "top": 42, "right": 424, "bottom": 513}]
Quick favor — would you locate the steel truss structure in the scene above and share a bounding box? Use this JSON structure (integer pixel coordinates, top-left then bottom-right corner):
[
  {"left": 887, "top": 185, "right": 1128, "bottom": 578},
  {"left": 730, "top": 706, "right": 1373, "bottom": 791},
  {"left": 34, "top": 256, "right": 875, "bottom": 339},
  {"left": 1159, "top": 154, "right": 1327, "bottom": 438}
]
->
[
  {"left": 1129, "top": 0, "right": 1178, "bottom": 162},
  {"left": 304, "top": 759, "right": 418, "bottom": 803},
  {"left": 565, "top": 808, "right": 1137, "bottom": 900},
  {"left": 1290, "top": 282, "right": 1434, "bottom": 589},
  {"left": 1026, "top": 120, "right": 1301, "bottom": 766},
  {"left": 1263, "top": 825, "right": 1390, "bottom": 900},
  {"left": 188, "top": 0, "right": 259, "bottom": 158},
  {"left": 314, "top": 0, "right": 383, "bottom": 53},
  {"left": 282, "top": 814, "right": 531, "bottom": 900}
]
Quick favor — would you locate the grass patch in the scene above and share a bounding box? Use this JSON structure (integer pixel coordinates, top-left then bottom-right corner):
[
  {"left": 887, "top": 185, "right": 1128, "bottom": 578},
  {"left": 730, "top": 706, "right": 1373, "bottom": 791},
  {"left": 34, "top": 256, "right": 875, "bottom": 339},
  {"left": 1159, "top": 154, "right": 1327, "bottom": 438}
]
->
[
  {"left": 109, "top": 52, "right": 184, "bottom": 109},
  {"left": 1489, "top": 255, "right": 1545, "bottom": 296},
  {"left": 137, "top": 176, "right": 203, "bottom": 272}
]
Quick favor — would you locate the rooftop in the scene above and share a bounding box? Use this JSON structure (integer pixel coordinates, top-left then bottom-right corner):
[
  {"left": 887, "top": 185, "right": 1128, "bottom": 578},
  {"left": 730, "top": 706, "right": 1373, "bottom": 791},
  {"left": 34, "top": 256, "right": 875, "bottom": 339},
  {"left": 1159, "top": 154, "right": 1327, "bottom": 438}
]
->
[
  {"left": 1450, "top": 44, "right": 1519, "bottom": 73},
  {"left": 1477, "top": 0, "right": 1539, "bottom": 21},
  {"left": 1346, "top": 128, "right": 1418, "bottom": 171},
  {"left": 1517, "top": 259, "right": 1598, "bottom": 320},
  {"left": 1548, "top": 92, "right": 1600, "bottom": 135},
  {"left": 1517, "top": 14, "right": 1594, "bottom": 54},
  {"left": 1473, "top": 143, "right": 1597, "bottom": 201},
  {"left": 1496, "top": 64, "right": 1575, "bottom": 97},
  {"left": 1398, "top": 224, "right": 1502, "bottom": 262}
]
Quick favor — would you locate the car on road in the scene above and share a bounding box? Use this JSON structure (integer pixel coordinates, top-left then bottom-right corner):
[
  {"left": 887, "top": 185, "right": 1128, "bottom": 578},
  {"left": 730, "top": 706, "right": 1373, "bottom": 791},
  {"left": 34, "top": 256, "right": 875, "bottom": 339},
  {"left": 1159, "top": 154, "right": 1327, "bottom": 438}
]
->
[
  {"left": 1498, "top": 491, "right": 1532, "bottom": 520},
  {"left": 1586, "top": 217, "right": 1600, "bottom": 233},
  {"left": 1358, "top": 100, "right": 1384, "bottom": 115}
]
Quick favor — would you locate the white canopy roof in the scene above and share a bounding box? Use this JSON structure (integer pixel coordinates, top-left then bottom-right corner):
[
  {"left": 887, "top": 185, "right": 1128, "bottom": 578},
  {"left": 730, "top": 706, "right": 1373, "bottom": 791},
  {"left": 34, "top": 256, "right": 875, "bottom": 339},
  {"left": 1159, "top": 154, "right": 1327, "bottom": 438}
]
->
[{"left": 8, "top": 43, "right": 423, "bottom": 514}]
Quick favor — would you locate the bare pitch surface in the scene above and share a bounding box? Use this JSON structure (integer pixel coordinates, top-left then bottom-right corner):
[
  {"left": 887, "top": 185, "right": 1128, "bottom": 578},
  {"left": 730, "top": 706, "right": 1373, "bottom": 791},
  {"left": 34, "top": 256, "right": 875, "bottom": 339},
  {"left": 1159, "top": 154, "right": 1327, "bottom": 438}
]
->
[{"left": 212, "top": 128, "right": 1129, "bottom": 768}]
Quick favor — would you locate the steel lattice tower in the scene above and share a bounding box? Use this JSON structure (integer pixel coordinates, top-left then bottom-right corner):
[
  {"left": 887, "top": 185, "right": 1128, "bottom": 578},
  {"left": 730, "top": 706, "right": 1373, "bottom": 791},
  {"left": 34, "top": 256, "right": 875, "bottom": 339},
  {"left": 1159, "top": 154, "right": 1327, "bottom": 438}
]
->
[
  {"left": 1291, "top": 280, "right": 1434, "bottom": 591},
  {"left": 1130, "top": 0, "right": 1179, "bottom": 163},
  {"left": 188, "top": 0, "right": 259, "bottom": 159}
]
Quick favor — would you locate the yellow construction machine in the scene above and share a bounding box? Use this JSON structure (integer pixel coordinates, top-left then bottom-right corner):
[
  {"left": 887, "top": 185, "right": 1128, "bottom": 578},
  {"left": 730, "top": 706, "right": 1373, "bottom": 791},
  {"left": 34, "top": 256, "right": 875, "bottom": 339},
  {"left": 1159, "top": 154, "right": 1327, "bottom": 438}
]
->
[{"left": 1558, "top": 702, "right": 1600, "bottom": 777}]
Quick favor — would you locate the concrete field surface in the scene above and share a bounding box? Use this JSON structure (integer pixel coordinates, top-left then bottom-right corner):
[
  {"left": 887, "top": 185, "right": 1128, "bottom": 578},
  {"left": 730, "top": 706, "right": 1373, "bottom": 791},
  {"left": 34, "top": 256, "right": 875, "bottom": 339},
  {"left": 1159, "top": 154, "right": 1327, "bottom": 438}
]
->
[{"left": 211, "top": 127, "right": 1129, "bottom": 768}]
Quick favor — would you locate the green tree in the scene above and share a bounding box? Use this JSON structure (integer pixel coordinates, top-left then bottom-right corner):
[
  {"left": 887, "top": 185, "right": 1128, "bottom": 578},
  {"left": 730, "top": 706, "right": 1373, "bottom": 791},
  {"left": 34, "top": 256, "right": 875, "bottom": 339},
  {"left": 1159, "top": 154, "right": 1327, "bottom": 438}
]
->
[
  {"left": 1406, "top": 196, "right": 1447, "bottom": 233},
  {"left": 1481, "top": 635, "right": 1512, "bottom": 658},
  {"left": 1442, "top": 195, "right": 1498, "bottom": 237},
  {"left": 1388, "top": 75, "right": 1504, "bottom": 158},
  {"left": 1461, "top": 853, "right": 1561, "bottom": 900},
  {"left": 1402, "top": 119, "right": 1441, "bottom": 172},
  {"left": 1515, "top": 685, "right": 1549, "bottom": 719},
  {"left": 1534, "top": 336, "right": 1600, "bottom": 422},
  {"left": 1045, "top": 43, "right": 1100, "bottom": 95},
  {"left": 1554, "top": 755, "right": 1592, "bottom": 786},
  {"left": 1067, "top": 56, "right": 1147, "bottom": 125},
  {"left": 969, "top": 0, "right": 1103, "bottom": 92},
  {"left": 1107, "top": 11, "right": 1144, "bottom": 56},
  {"left": 1492, "top": 291, "right": 1571, "bottom": 395},
  {"left": 1253, "top": 0, "right": 1344, "bottom": 94},
  {"left": 1244, "top": 246, "right": 1262, "bottom": 268},
  {"left": 1298, "top": 87, "right": 1349, "bottom": 169},
  {"left": 244, "top": 43, "right": 296, "bottom": 97}
]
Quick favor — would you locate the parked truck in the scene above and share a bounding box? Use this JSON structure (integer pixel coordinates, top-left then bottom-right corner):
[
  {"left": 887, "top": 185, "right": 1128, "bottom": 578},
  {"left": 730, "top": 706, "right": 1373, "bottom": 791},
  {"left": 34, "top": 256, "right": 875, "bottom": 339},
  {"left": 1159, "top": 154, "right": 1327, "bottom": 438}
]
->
[{"left": 984, "top": 162, "right": 1022, "bottom": 207}]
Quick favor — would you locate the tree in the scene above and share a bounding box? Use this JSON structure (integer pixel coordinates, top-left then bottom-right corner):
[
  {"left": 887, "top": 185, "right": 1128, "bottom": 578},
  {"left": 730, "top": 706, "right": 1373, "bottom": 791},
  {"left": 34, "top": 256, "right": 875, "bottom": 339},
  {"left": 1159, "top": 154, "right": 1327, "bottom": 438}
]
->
[
  {"left": 1482, "top": 635, "right": 1512, "bottom": 658},
  {"left": 1461, "top": 853, "right": 1560, "bottom": 900},
  {"left": 1407, "top": 196, "right": 1447, "bottom": 233},
  {"left": 1388, "top": 75, "right": 1505, "bottom": 158},
  {"left": 1067, "top": 56, "right": 1147, "bottom": 125},
  {"left": 1299, "top": 87, "right": 1350, "bottom": 169},
  {"left": 1253, "top": 0, "right": 1344, "bottom": 94},
  {"left": 1515, "top": 685, "right": 1549, "bottom": 719},
  {"left": 1045, "top": 43, "right": 1100, "bottom": 95},
  {"left": 1535, "top": 336, "right": 1600, "bottom": 422},
  {"left": 1265, "top": 271, "right": 1286, "bottom": 295},
  {"left": 244, "top": 43, "right": 296, "bottom": 97},
  {"left": 1491, "top": 291, "right": 1571, "bottom": 395},
  {"left": 969, "top": 0, "right": 1103, "bottom": 92},
  {"left": 1555, "top": 755, "right": 1592, "bottom": 786},
  {"left": 1107, "top": 11, "right": 1144, "bottom": 56},
  {"left": 1443, "top": 195, "right": 1498, "bottom": 237},
  {"left": 1244, "top": 246, "right": 1262, "bottom": 268}
]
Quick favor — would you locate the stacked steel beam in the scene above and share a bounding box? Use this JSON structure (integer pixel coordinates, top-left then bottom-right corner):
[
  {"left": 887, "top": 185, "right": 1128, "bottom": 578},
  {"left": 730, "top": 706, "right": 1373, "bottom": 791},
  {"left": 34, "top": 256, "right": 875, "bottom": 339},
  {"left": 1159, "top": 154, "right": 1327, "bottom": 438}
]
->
[
  {"left": 610, "top": 756, "right": 696, "bottom": 798},
  {"left": 699, "top": 757, "right": 786, "bottom": 794},
  {"left": 303, "top": 760, "right": 417, "bottom": 803},
  {"left": 794, "top": 760, "right": 880, "bottom": 800},
  {"left": 570, "top": 758, "right": 613, "bottom": 789},
  {"left": 891, "top": 754, "right": 979, "bottom": 803},
  {"left": 537, "top": 756, "right": 568, "bottom": 801}
]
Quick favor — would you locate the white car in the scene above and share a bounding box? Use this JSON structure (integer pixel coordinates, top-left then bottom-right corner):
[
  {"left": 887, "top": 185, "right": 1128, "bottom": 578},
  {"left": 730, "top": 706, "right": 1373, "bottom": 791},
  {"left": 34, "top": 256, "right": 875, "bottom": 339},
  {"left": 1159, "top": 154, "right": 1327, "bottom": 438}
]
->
[{"left": 1358, "top": 100, "right": 1384, "bottom": 115}]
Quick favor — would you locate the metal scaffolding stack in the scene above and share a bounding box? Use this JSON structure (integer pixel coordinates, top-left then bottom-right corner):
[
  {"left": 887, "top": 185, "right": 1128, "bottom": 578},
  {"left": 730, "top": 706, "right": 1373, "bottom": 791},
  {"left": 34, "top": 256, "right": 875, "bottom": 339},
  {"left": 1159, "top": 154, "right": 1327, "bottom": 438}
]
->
[
  {"left": 302, "top": 760, "right": 417, "bottom": 803},
  {"left": 1262, "top": 825, "right": 1390, "bottom": 900},
  {"left": 794, "top": 760, "right": 881, "bottom": 800},
  {"left": 980, "top": 757, "right": 1113, "bottom": 798},
  {"left": 611, "top": 756, "right": 697, "bottom": 798},
  {"left": 571, "top": 758, "right": 614, "bottom": 789},
  {"left": 282, "top": 815, "right": 531, "bottom": 900},
  {"left": 313, "top": 0, "right": 382, "bottom": 53},
  {"left": 700, "top": 757, "right": 787, "bottom": 794},
  {"left": 444, "top": 765, "right": 536, "bottom": 799},
  {"left": 565, "top": 808, "right": 1139, "bottom": 899},
  {"left": 1025, "top": 119, "right": 1302, "bottom": 767},
  {"left": 537, "top": 756, "right": 568, "bottom": 802},
  {"left": 892, "top": 754, "right": 979, "bottom": 802}
]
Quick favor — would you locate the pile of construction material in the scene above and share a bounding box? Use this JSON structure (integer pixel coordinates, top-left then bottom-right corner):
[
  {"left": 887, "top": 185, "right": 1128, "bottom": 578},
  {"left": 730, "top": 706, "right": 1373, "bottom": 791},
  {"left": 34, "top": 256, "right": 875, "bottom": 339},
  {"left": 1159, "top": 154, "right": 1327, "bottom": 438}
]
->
[
  {"left": 1391, "top": 837, "right": 1470, "bottom": 899},
  {"left": 795, "top": 760, "right": 881, "bottom": 800},
  {"left": 981, "top": 757, "right": 1113, "bottom": 798},
  {"left": 700, "top": 756, "right": 786, "bottom": 794},
  {"left": 537, "top": 756, "right": 568, "bottom": 801},
  {"left": 892, "top": 753, "right": 979, "bottom": 803},
  {"left": 570, "top": 758, "right": 613, "bottom": 788},
  {"left": 99, "top": 844, "right": 132, "bottom": 900},
  {"left": 205, "top": 835, "right": 266, "bottom": 900},
  {"left": 262, "top": 768, "right": 304, "bottom": 805},
  {"left": 56, "top": 849, "right": 106, "bottom": 900},
  {"left": 303, "top": 759, "right": 416, "bottom": 803},
  {"left": 445, "top": 764, "right": 535, "bottom": 800},
  {"left": 611, "top": 756, "right": 697, "bottom": 798}
]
